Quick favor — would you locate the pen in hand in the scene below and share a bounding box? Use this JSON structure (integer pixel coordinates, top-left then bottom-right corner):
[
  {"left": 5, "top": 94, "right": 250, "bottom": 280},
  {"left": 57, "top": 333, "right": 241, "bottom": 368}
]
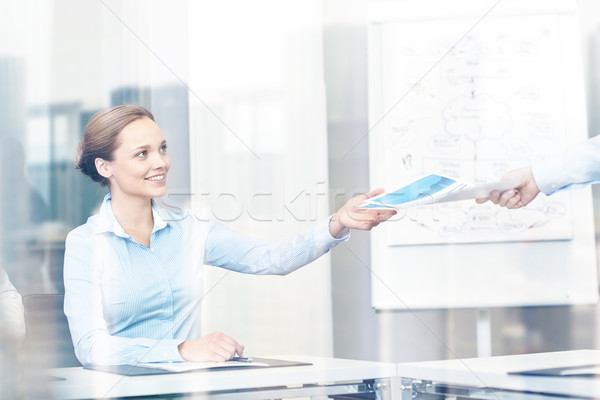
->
[{"left": 232, "top": 356, "right": 253, "bottom": 362}]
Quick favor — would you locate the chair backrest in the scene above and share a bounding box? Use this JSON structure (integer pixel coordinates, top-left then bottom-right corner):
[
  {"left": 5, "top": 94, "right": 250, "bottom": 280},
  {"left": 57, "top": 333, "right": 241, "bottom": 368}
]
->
[{"left": 22, "top": 293, "right": 80, "bottom": 368}]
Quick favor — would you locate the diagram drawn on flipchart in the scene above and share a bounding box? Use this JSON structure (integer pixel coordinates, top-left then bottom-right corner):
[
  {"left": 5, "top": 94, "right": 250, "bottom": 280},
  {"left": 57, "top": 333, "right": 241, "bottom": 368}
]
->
[{"left": 374, "top": 14, "right": 575, "bottom": 245}]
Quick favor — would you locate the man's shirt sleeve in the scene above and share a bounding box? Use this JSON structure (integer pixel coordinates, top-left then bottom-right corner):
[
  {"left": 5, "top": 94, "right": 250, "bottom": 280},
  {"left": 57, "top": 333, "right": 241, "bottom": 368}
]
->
[{"left": 532, "top": 134, "right": 600, "bottom": 195}]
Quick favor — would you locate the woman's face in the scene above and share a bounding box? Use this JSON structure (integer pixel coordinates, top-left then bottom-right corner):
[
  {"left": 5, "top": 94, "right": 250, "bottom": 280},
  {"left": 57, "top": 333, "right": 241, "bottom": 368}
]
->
[{"left": 106, "top": 117, "right": 171, "bottom": 201}]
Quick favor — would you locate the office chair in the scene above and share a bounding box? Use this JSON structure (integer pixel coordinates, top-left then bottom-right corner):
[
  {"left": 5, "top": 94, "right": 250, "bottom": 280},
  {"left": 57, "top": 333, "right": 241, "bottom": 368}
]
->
[{"left": 22, "top": 293, "right": 80, "bottom": 368}]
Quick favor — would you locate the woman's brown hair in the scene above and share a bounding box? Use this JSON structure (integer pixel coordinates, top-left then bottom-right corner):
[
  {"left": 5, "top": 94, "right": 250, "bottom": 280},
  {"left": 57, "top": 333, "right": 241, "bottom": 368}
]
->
[{"left": 75, "top": 105, "right": 154, "bottom": 186}]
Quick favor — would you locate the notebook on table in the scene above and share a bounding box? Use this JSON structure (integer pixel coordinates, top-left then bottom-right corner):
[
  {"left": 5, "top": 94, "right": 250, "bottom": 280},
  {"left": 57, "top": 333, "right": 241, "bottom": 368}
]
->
[{"left": 84, "top": 357, "right": 312, "bottom": 376}]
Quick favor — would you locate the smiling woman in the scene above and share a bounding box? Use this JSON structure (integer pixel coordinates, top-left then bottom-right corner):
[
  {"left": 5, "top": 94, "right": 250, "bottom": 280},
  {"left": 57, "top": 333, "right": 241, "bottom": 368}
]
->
[
  {"left": 63, "top": 104, "right": 395, "bottom": 366},
  {"left": 95, "top": 118, "right": 170, "bottom": 203},
  {"left": 75, "top": 106, "right": 156, "bottom": 186},
  {"left": 75, "top": 106, "right": 171, "bottom": 248}
]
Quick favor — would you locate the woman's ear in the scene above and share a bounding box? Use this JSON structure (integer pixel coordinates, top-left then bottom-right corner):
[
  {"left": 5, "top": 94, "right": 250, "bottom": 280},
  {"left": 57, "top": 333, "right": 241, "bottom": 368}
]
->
[{"left": 95, "top": 158, "right": 112, "bottom": 179}]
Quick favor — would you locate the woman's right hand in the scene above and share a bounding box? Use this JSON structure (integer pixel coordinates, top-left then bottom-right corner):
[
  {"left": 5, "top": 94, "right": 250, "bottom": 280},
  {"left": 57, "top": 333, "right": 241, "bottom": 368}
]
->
[{"left": 177, "top": 331, "right": 245, "bottom": 362}]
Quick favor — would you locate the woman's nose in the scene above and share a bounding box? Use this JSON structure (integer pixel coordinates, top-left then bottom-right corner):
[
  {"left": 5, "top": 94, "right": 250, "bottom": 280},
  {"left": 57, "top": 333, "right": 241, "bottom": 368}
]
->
[{"left": 151, "top": 152, "right": 169, "bottom": 169}]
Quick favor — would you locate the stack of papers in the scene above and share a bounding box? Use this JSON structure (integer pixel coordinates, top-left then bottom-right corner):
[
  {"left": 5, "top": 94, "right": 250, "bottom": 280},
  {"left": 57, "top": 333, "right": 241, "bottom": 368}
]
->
[{"left": 359, "top": 174, "right": 516, "bottom": 209}]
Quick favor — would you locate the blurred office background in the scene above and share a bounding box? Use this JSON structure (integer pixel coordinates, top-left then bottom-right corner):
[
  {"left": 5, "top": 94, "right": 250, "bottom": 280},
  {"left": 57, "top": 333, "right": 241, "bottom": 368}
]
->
[{"left": 2, "top": 0, "right": 600, "bottom": 396}]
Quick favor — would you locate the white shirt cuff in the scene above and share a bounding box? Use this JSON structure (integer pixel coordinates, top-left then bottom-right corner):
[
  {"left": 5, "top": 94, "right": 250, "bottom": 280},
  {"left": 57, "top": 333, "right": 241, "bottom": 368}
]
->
[
  {"left": 531, "top": 153, "right": 569, "bottom": 195},
  {"left": 319, "top": 215, "right": 350, "bottom": 243}
]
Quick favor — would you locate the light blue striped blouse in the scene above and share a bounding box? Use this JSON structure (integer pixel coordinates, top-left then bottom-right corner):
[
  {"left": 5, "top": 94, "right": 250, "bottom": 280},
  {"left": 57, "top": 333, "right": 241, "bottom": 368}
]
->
[{"left": 63, "top": 193, "right": 348, "bottom": 366}]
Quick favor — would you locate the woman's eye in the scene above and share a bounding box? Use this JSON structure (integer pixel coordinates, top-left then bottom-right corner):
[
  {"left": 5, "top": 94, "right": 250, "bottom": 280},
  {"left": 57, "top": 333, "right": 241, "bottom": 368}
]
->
[
  {"left": 160, "top": 145, "right": 168, "bottom": 152},
  {"left": 137, "top": 150, "right": 147, "bottom": 158}
]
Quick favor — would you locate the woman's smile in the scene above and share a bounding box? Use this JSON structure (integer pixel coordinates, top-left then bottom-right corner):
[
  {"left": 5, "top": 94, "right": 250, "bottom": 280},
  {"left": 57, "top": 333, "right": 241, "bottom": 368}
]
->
[{"left": 145, "top": 174, "right": 166, "bottom": 183}]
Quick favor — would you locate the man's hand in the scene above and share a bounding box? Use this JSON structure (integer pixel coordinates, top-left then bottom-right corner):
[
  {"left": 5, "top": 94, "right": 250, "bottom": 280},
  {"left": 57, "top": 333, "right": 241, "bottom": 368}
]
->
[{"left": 476, "top": 167, "right": 541, "bottom": 209}]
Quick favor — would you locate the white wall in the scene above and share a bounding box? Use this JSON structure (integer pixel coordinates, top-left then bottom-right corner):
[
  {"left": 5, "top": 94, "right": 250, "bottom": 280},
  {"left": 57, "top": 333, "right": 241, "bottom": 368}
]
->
[{"left": 187, "top": 0, "right": 334, "bottom": 356}]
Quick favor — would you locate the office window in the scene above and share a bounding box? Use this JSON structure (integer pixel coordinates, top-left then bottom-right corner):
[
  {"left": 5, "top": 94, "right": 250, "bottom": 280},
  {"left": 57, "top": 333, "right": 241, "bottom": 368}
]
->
[{"left": 0, "top": 1, "right": 190, "bottom": 297}]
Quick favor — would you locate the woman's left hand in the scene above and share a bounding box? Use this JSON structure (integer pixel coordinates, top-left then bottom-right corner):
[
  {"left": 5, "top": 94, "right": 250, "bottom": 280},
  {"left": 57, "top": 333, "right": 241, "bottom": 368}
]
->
[{"left": 329, "top": 188, "right": 396, "bottom": 237}]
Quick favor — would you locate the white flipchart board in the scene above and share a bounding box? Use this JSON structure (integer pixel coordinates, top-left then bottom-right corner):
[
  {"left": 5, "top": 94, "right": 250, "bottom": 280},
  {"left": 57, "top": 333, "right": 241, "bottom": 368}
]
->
[{"left": 367, "top": 0, "right": 598, "bottom": 309}]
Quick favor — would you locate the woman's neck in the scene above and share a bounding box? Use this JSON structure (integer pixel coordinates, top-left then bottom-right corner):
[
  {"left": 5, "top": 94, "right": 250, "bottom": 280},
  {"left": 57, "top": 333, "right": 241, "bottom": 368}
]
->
[{"left": 109, "top": 192, "right": 154, "bottom": 235}]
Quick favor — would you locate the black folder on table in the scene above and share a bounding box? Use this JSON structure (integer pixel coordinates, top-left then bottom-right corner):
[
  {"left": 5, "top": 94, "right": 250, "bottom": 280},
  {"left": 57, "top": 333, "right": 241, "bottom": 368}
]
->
[{"left": 84, "top": 357, "right": 311, "bottom": 376}]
